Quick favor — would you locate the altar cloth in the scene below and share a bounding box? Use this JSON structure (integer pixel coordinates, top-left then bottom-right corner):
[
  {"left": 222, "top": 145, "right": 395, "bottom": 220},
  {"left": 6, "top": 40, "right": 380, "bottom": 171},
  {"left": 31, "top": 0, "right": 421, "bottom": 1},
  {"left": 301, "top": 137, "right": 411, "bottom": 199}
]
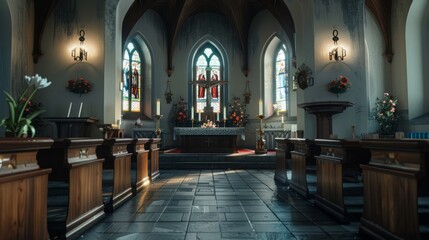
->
[{"left": 173, "top": 127, "right": 245, "bottom": 141}]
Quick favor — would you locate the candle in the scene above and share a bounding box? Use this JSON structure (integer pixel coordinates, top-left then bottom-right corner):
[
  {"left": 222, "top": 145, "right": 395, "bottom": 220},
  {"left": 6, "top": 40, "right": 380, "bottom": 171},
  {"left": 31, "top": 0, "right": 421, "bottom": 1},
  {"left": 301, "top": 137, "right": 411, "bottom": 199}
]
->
[
  {"left": 281, "top": 115, "right": 284, "bottom": 123},
  {"left": 191, "top": 106, "right": 194, "bottom": 119},
  {"left": 259, "top": 99, "right": 263, "bottom": 115},
  {"left": 198, "top": 112, "right": 201, "bottom": 121},
  {"left": 216, "top": 113, "right": 219, "bottom": 121},
  {"left": 156, "top": 99, "right": 160, "bottom": 115},
  {"left": 67, "top": 102, "right": 72, "bottom": 118},
  {"left": 78, "top": 102, "right": 83, "bottom": 118},
  {"left": 223, "top": 106, "right": 226, "bottom": 119}
]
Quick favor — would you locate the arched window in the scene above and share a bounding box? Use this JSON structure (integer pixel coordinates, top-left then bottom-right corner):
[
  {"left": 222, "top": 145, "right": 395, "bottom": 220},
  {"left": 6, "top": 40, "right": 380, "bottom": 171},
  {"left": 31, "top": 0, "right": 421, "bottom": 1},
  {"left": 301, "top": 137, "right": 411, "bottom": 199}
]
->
[
  {"left": 122, "top": 42, "right": 142, "bottom": 117},
  {"left": 274, "top": 44, "right": 288, "bottom": 113},
  {"left": 193, "top": 43, "right": 224, "bottom": 115}
]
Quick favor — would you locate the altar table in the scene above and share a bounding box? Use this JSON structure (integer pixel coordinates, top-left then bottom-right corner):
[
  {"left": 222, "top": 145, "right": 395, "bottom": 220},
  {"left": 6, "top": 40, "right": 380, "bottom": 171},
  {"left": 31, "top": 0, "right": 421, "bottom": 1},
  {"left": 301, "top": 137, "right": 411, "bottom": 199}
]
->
[{"left": 174, "top": 127, "right": 245, "bottom": 153}]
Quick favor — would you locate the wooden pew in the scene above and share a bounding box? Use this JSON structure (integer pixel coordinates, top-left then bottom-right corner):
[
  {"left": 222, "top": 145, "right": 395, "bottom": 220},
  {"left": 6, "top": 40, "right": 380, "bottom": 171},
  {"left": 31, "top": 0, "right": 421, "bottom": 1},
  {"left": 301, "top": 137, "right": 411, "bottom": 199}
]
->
[
  {"left": 0, "top": 138, "right": 53, "bottom": 240},
  {"left": 274, "top": 138, "right": 294, "bottom": 185},
  {"left": 96, "top": 138, "right": 133, "bottom": 212},
  {"left": 314, "top": 139, "right": 370, "bottom": 223},
  {"left": 359, "top": 139, "right": 429, "bottom": 240},
  {"left": 146, "top": 138, "right": 161, "bottom": 181},
  {"left": 127, "top": 138, "right": 150, "bottom": 194},
  {"left": 289, "top": 138, "right": 320, "bottom": 198},
  {"left": 36, "top": 138, "right": 105, "bottom": 239}
]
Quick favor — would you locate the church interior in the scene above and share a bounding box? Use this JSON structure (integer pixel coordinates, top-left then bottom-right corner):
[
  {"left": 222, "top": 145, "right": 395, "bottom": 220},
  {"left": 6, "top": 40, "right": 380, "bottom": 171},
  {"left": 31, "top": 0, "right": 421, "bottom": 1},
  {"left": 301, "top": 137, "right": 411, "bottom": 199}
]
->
[{"left": 1, "top": 0, "right": 429, "bottom": 239}]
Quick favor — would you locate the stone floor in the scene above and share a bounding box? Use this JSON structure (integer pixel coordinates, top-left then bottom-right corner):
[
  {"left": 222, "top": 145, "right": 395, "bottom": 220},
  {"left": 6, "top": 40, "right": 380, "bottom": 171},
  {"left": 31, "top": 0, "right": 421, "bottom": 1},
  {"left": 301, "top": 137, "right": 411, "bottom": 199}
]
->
[{"left": 80, "top": 170, "right": 361, "bottom": 240}]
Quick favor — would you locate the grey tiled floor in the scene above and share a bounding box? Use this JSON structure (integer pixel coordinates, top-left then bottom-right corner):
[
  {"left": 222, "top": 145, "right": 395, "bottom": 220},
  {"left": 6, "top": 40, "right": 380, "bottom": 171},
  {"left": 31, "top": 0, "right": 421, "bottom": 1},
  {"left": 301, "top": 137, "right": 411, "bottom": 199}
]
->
[{"left": 81, "top": 170, "right": 360, "bottom": 240}]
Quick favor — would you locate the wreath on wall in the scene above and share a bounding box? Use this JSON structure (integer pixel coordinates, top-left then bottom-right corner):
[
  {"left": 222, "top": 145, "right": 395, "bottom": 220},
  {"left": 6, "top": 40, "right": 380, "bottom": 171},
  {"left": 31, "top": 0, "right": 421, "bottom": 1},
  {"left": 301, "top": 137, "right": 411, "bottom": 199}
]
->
[
  {"left": 67, "top": 76, "right": 92, "bottom": 96},
  {"left": 293, "top": 63, "right": 313, "bottom": 90}
]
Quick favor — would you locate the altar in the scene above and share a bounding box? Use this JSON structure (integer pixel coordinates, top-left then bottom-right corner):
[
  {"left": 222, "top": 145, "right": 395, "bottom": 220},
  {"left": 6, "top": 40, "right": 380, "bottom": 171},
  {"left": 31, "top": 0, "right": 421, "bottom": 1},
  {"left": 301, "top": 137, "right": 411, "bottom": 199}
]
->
[{"left": 174, "top": 127, "right": 245, "bottom": 153}]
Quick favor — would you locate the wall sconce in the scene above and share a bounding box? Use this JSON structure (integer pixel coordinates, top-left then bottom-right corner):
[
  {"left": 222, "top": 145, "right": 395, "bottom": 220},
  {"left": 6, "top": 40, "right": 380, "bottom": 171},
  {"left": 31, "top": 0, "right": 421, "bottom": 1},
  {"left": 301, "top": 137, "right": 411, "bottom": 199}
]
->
[
  {"left": 329, "top": 29, "right": 346, "bottom": 61},
  {"left": 243, "top": 79, "right": 252, "bottom": 104},
  {"left": 71, "top": 30, "right": 88, "bottom": 62},
  {"left": 165, "top": 70, "right": 173, "bottom": 104}
]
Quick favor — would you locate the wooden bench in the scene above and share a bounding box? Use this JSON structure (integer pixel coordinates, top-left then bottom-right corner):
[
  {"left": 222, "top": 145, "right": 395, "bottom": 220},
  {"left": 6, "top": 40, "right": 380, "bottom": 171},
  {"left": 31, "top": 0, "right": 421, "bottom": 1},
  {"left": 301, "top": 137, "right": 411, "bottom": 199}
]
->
[
  {"left": 0, "top": 138, "right": 53, "bottom": 240},
  {"left": 37, "top": 138, "right": 105, "bottom": 239},
  {"left": 146, "top": 138, "right": 161, "bottom": 181},
  {"left": 96, "top": 138, "right": 133, "bottom": 212},
  {"left": 359, "top": 139, "right": 429, "bottom": 239},
  {"left": 289, "top": 138, "right": 320, "bottom": 198},
  {"left": 127, "top": 138, "right": 150, "bottom": 194},
  {"left": 274, "top": 138, "right": 294, "bottom": 185},
  {"left": 314, "top": 139, "right": 370, "bottom": 223}
]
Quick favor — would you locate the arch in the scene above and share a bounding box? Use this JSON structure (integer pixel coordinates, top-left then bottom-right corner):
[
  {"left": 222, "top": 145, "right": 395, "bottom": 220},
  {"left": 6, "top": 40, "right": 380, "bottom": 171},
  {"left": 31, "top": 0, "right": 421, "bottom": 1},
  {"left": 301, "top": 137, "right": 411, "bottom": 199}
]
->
[
  {"left": 0, "top": 1, "right": 12, "bottom": 136},
  {"left": 122, "top": 33, "right": 153, "bottom": 119},
  {"left": 406, "top": 0, "right": 429, "bottom": 120},
  {"left": 188, "top": 35, "right": 229, "bottom": 117},
  {"left": 261, "top": 33, "right": 292, "bottom": 117}
]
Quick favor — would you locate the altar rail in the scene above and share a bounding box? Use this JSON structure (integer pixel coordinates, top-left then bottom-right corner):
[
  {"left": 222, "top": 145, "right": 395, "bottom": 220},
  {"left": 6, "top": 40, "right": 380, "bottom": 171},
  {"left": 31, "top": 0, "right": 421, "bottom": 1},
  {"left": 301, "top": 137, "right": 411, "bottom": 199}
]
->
[{"left": 258, "top": 129, "right": 290, "bottom": 150}]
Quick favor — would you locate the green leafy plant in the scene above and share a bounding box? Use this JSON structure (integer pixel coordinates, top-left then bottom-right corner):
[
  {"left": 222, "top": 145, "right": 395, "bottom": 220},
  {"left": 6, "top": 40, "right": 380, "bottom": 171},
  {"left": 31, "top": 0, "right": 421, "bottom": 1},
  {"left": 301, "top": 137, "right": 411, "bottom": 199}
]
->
[
  {"left": 0, "top": 74, "right": 51, "bottom": 137},
  {"left": 374, "top": 92, "right": 399, "bottom": 135}
]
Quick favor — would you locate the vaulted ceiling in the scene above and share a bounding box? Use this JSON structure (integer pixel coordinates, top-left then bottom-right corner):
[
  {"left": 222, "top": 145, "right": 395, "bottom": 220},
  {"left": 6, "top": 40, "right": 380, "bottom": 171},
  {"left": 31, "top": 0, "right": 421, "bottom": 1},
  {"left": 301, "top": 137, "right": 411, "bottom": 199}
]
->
[{"left": 32, "top": 0, "right": 393, "bottom": 67}]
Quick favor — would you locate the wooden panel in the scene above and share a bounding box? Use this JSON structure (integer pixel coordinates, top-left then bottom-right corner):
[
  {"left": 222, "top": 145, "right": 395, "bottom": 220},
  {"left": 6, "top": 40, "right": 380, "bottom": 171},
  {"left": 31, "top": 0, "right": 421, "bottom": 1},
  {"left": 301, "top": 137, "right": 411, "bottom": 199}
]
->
[
  {"left": 181, "top": 135, "right": 237, "bottom": 153},
  {"left": 112, "top": 154, "right": 132, "bottom": 209},
  {"left": 290, "top": 151, "right": 308, "bottom": 197},
  {"left": 274, "top": 138, "right": 294, "bottom": 185},
  {"left": 128, "top": 138, "right": 150, "bottom": 194},
  {"left": 147, "top": 138, "right": 161, "bottom": 181},
  {"left": 361, "top": 165, "right": 419, "bottom": 239},
  {"left": 0, "top": 169, "right": 51, "bottom": 240}
]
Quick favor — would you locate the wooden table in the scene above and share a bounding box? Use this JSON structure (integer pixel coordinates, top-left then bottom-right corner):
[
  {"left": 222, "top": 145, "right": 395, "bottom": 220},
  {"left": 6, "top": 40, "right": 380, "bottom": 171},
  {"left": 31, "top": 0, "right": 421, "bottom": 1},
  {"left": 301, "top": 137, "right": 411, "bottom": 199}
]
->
[
  {"left": 36, "top": 138, "right": 105, "bottom": 239},
  {"left": 274, "top": 138, "right": 294, "bottom": 185},
  {"left": 314, "top": 139, "right": 370, "bottom": 223},
  {"left": 0, "top": 138, "right": 53, "bottom": 240},
  {"left": 46, "top": 117, "right": 98, "bottom": 138},
  {"left": 174, "top": 127, "right": 244, "bottom": 153},
  {"left": 127, "top": 138, "right": 150, "bottom": 194},
  {"left": 96, "top": 138, "right": 133, "bottom": 212},
  {"left": 289, "top": 138, "right": 320, "bottom": 198},
  {"left": 359, "top": 139, "right": 429, "bottom": 240}
]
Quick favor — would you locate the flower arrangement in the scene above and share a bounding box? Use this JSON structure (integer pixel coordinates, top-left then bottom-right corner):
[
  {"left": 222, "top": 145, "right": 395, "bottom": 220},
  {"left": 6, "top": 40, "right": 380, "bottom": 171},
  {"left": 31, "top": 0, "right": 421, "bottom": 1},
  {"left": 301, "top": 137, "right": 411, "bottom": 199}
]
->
[
  {"left": 327, "top": 75, "right": 351, "bottom": 96},
  {"left": 173, "top": 96, "right": 188, "bottom": 124},
  {"left": 0, "top": 74, "right": 51, "bottom": 137},
  {"left": 201, "top": 120, "right": 216, "bottom": 128},
  {"left": 374, "top": 93, "right": 400, "bottom": 135},
  {"left": 228, "top": 96, "right": 249, "bottom": 127},
  {"left": 67, "top": 76, "right": 92, "bottom": 95}
]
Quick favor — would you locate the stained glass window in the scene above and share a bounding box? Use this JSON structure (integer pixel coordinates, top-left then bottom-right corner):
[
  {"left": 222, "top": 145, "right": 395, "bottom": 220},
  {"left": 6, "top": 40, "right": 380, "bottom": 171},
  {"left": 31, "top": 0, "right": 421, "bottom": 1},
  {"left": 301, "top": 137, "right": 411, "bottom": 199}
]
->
[
  {"left": 194, "top": 44, "right": 223, "bottom": 114},
  {"left": 275, "top": 44, "right": 288, "bottom": 112},
  {"left": 122, "top": 42, "right": 142, "bottom": 113}
]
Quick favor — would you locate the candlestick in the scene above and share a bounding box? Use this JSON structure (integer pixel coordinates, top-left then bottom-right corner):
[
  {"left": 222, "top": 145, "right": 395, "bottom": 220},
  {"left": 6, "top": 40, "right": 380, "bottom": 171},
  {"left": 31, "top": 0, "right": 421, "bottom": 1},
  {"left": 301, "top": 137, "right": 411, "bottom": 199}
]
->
[
  {"left": 216, "top": 113, "right": 219, "bottom": 121},
  {"left": 154, "top": 114, "right": 163, "bottom": 137},
  {"left": 223, "top": 106, "right": 226, "bottom": 119},
  {"left": 259, "top": 99, "right": 263, "bottom": 116},
  {"left": 191, "top": 106, "right": 194, "bottom": 119},
  {"left": 156, "top": 98, "right": 160, "bottom": 115},
  {"left": 78, "top": 102, "right": 83, "bottom": 118},
  {"left": 255, "top": 114, "right": 267, "bottom": 154},
  {"left": 67, "top": 102, "right": 72, "bottom": 118},
  {"left": 281, "top": 115, "right": 284, "bottom": 124}
]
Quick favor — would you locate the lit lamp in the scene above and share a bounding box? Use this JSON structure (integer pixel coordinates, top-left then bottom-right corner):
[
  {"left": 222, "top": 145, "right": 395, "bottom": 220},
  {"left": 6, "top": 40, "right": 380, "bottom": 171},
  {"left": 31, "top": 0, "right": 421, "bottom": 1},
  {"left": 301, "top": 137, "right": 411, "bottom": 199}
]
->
[
  {"left": 72, "top": 30, "right": 88, "bottom": 62},
  {"left": 243, "top": 79, "right": 252, "bottom": 104},
  {"left": 329, "top": 29, "right": 346, "bottom": 61}
]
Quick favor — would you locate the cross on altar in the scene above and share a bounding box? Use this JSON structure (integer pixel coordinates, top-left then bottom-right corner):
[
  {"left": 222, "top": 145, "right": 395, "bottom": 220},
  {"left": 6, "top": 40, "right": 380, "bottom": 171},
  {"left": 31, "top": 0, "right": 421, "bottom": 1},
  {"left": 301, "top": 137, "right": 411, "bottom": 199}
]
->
[{"left": 191, "top": 67, "right": 228, "bottom": 118}]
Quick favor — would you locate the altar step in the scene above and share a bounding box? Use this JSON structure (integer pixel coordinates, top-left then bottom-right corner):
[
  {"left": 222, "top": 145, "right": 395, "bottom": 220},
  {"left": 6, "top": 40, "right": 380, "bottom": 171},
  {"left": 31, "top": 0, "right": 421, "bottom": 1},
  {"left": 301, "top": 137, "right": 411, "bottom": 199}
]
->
[{"left": 159, "top": 148, "right": 275, "bottom": 170}]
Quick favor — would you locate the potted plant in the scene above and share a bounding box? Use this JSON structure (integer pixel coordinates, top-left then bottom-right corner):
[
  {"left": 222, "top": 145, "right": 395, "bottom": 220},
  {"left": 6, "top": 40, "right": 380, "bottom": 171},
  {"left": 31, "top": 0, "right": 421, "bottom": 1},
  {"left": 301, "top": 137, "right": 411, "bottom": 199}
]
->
[
  {"left": 374, "top": 92, "right": 399, "bottom": 136},
  {"left": 228, "top": 96, "right": 249, "bottom": 127},
  {"left": 0, "top": 74, "right": 51, "bottom": 137}
]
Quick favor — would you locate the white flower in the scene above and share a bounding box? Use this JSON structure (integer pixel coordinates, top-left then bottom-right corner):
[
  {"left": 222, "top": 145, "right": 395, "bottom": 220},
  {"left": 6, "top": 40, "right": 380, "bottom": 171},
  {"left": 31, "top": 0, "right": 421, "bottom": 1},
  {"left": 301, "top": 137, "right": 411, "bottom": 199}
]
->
[{"left": 25, "top": 74, "right": 51, "bottom": 89}]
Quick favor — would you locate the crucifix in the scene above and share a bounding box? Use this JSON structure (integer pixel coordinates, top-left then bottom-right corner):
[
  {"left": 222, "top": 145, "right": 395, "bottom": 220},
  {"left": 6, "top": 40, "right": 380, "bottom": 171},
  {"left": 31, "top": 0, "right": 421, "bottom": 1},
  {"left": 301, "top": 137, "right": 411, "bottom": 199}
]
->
[{"left": 191, "top": 66, "right": 228, "bottom": 120}]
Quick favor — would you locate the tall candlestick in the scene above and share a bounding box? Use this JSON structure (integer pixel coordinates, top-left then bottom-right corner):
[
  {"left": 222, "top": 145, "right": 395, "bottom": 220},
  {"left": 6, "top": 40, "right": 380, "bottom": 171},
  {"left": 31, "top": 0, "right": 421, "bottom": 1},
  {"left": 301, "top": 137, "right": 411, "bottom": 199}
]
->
[
  {"left": 281, "top": 115, "right": 284, "bottom": 123},
  {"left": 78, "top": 102, "right": 83, "bottom": 118},
  {"left": 198, "top": 112, "right": 201, "bottom": 121},
  {"left": 223, "top": 106, "right": 226, "bottom": 119},
  {"left": 191, "top": 106, "right": 194, "bottom": 119},
  {"left": 67, "top": 102, "right": 72, "bottom": 118},
  {"left": 259, "top": 99, "right": 263, "bottom": 115},
  {"left": 156, "top": 99, "right": 160, "bottom": 115}
]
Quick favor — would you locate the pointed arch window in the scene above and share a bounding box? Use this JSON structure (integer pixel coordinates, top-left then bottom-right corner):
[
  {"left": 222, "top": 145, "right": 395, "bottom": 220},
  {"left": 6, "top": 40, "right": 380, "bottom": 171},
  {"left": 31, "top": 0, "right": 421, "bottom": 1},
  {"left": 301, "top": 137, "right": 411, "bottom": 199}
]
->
[
  {"left": 194, "top": 43, "right": 224, "bottom": 114},
  {"left": 274, "top": 44, "right": 289, "bottom": 113},
  {"left": 122, "top": 42, "right": 142, "bottom": 115}
]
